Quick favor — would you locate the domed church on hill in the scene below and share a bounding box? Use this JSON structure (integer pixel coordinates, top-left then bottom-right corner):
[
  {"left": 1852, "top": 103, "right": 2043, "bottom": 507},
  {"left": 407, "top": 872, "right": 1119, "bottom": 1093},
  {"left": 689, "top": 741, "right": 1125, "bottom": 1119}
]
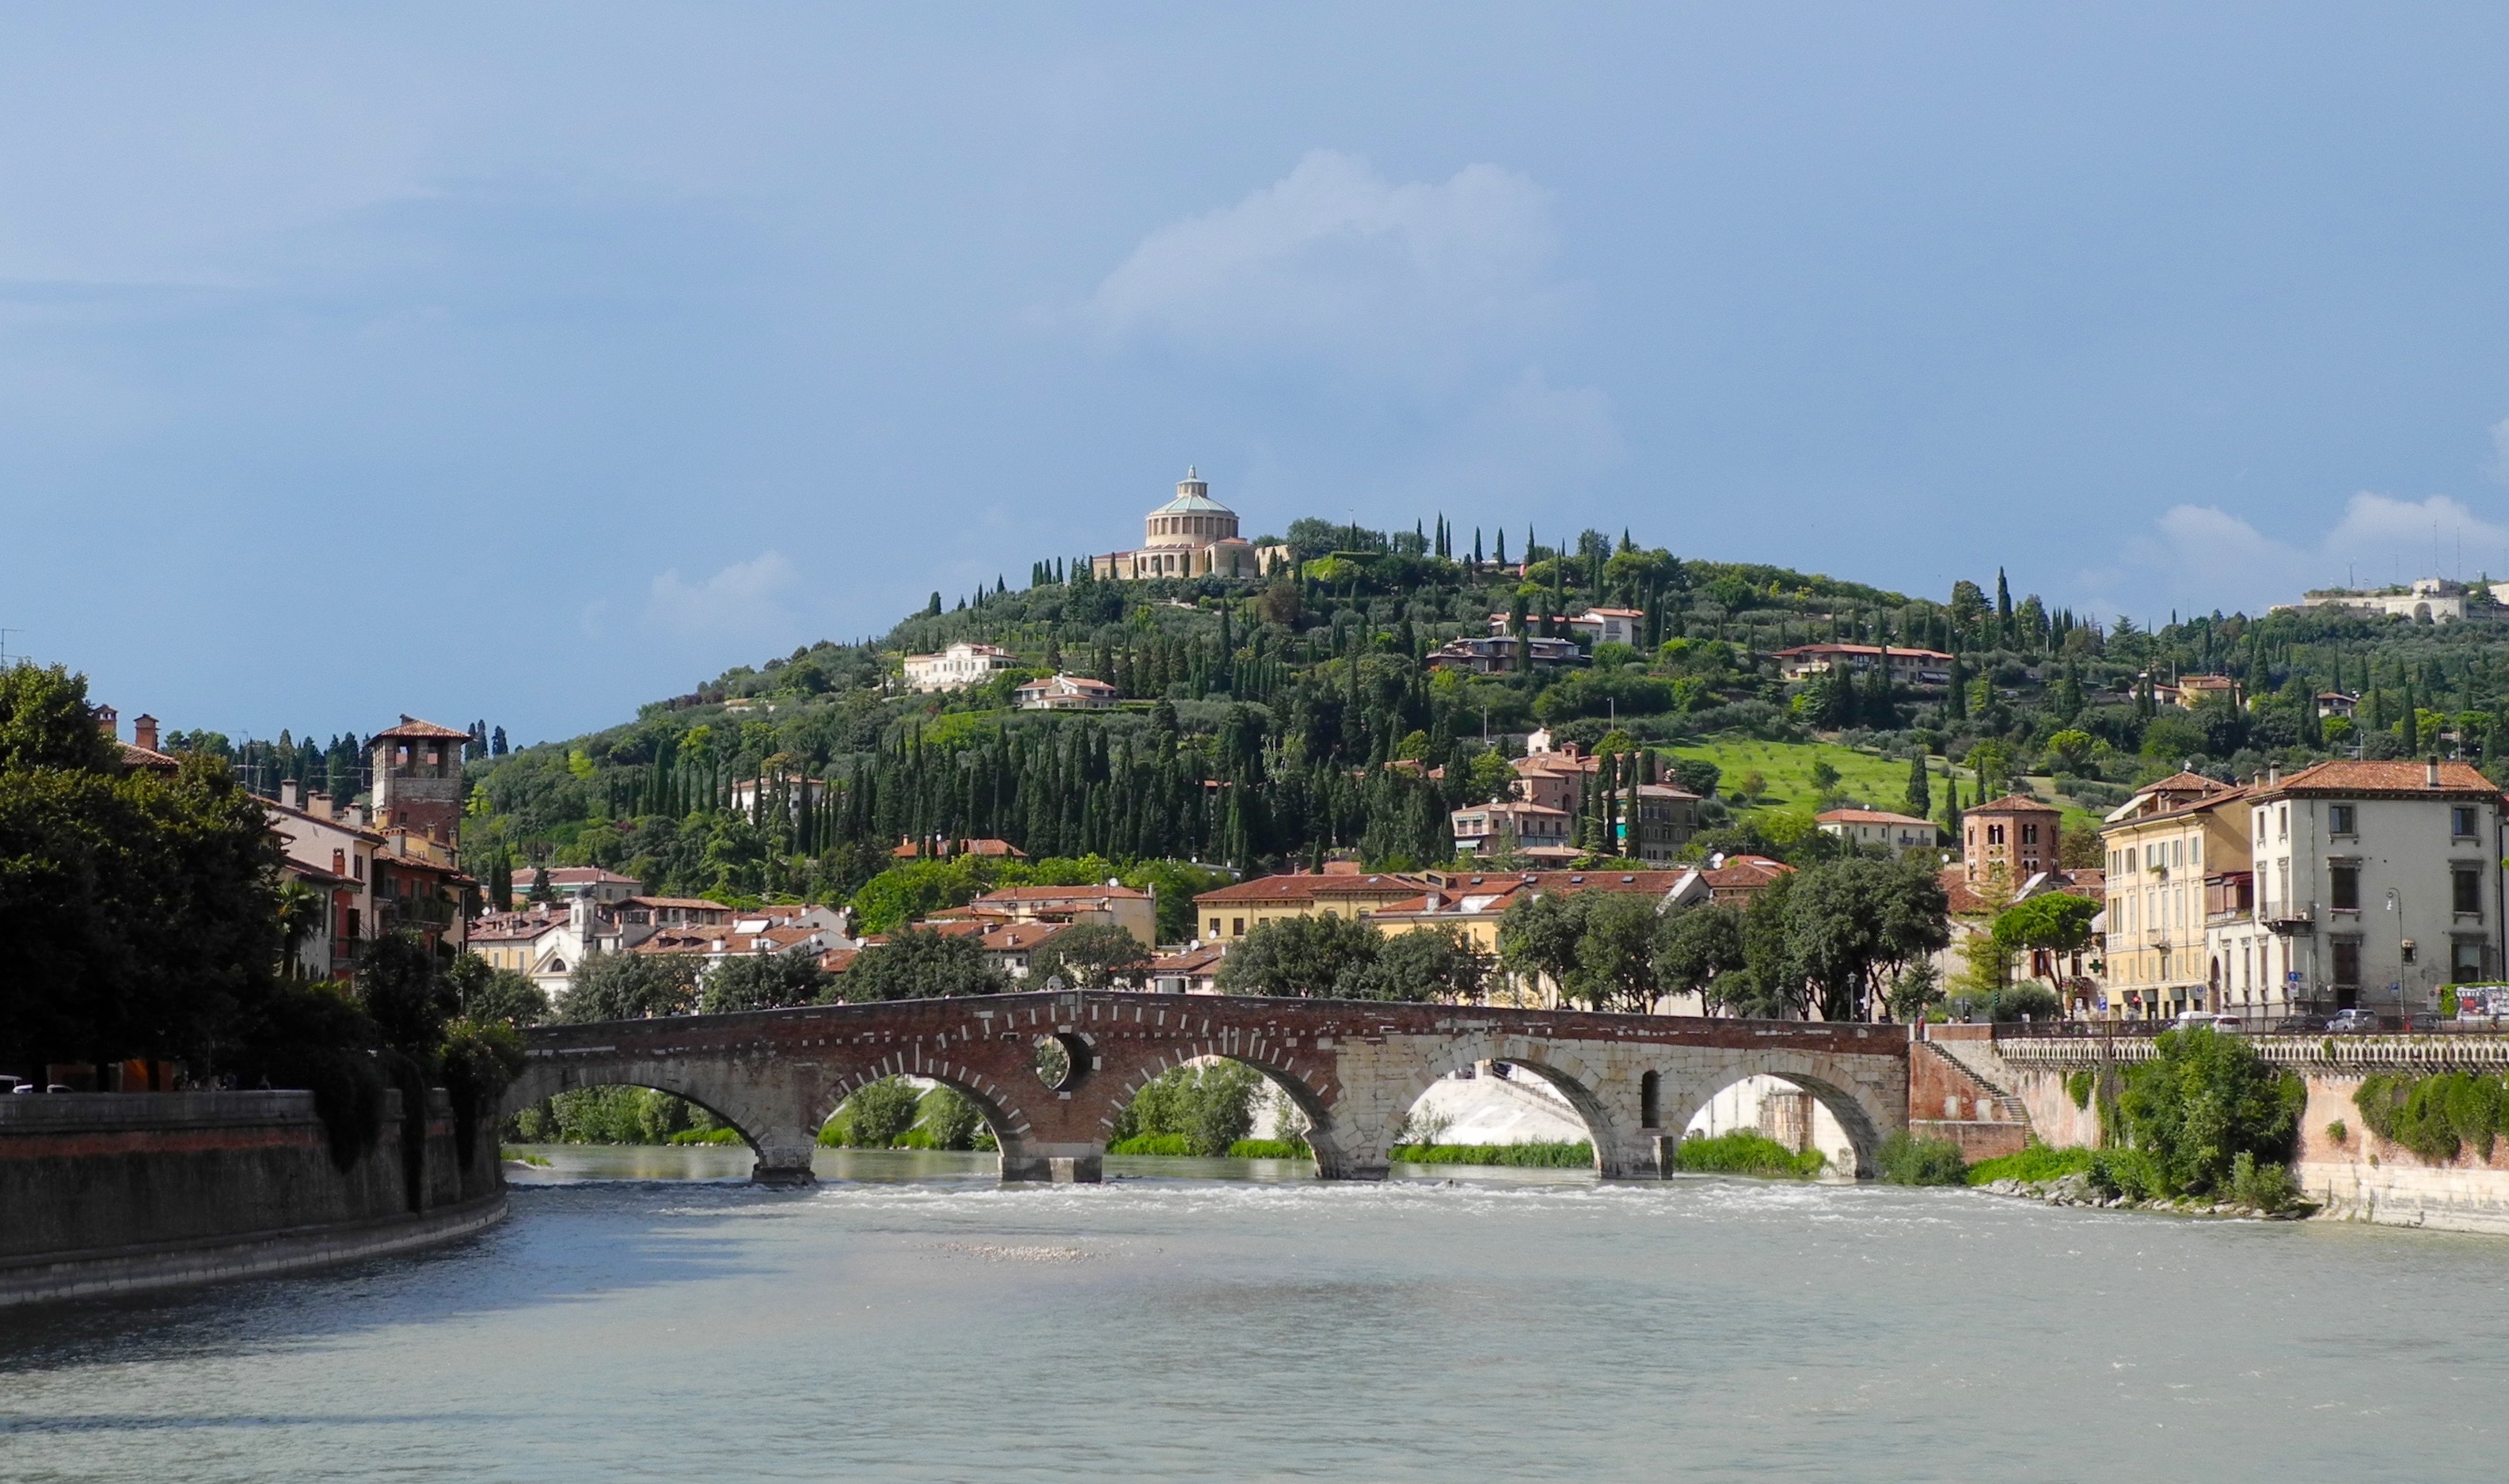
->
[{"left": 1088, "top": 468, "right": 1278, "bottom": 580}]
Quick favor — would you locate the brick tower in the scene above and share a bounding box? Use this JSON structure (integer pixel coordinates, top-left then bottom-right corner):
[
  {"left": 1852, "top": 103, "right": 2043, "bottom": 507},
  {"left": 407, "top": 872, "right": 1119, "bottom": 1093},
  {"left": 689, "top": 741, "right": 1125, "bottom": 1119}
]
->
[{"left": 368, "top": 715, "right": 471, "bottom": 844}]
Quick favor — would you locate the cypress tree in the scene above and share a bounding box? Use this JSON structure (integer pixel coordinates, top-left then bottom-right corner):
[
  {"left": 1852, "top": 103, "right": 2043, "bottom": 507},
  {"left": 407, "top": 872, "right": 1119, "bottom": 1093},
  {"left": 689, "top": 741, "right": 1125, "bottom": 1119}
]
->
[{"left": 1905, "top": 754, "right": 1930, "bottom": 817}]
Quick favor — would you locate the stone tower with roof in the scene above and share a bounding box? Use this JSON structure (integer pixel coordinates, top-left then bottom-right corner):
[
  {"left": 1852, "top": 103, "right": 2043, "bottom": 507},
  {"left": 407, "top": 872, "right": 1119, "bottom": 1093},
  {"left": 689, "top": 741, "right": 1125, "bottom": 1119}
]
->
[
  {"left": 1089, "top": 468, "right": 1265, "bottom": 579},
  {"left": 368, "top": 715, "right": 472, "bottom": 845}
]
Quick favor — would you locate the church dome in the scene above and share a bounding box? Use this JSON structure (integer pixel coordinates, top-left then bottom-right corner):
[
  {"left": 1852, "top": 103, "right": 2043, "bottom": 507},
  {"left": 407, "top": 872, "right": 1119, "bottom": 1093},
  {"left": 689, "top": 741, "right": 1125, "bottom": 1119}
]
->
[{"left": 1142, "top": 466, "right": 1241, "bottom": 548}]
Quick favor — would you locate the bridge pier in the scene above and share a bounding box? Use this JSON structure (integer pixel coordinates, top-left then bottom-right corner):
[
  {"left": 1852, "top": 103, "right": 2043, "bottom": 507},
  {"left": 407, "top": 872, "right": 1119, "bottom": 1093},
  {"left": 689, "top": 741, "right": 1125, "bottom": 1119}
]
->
[
  {"left": 1000, "top": 1141, "right": 1104, "bottom": 1183},
  {"left": 748, "top": 1132, "right": 820, "bottom": 1187}
]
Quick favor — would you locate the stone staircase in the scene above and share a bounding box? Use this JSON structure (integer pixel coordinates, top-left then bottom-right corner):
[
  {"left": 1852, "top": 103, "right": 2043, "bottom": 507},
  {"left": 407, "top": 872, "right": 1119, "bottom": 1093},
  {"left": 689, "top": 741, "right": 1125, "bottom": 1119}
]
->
[{"left": 1910, "top": 1041, "right": 2032, "bottom": 1159}]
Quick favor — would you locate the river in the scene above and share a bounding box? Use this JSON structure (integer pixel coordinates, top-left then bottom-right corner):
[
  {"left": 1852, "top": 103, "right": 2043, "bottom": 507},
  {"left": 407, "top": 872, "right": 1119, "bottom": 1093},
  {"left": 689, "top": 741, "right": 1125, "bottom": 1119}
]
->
[{"left": 3, "top": 1147, "right": 2504, "bottom": 1481}]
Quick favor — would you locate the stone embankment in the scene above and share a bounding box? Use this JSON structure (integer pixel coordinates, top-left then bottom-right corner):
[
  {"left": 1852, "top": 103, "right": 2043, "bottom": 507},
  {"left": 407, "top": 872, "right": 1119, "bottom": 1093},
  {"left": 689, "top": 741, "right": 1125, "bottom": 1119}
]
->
[
  {"left": 1975, "top": 1171, "right": 2309, "bottom": 1221},
  {"left": 1971, "top": 1028, "right": 2509, "bottom": 1235},
  {"left": 0, "top": 1087, "right": 504, "bottom": 1308}
]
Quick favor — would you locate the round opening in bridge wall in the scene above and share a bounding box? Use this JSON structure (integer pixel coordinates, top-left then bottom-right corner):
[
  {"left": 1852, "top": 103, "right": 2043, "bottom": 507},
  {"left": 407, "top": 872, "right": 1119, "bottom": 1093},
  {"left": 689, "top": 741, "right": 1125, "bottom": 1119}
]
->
[{"left": 1032, "top": 1033, "right": 1091, "bottom": 1092}]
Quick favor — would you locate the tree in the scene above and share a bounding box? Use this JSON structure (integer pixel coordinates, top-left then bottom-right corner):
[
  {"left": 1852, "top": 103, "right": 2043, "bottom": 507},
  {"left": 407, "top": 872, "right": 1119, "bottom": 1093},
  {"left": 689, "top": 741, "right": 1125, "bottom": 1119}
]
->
[
  {"left": 564, "top": 953, "right": 702, "bottom": 1022},
  {"left": 2046, "top": 729, "right": 2096, "bottom": 774},
  {"left": 702, "top": 947, "right": 835, "bottom": 1011},
  {"left": 841, "top": 927, "right": 1009, "bottom": 1001},
  {"left": 838, "top": 1076, "right": 922, "bottom": 1145},
  {"left": 1903, "top": 754, "right": 1930, "bottom": 817},
  {"left": 446, "top": 952, "right": 547, "bottom": 1027},
  {"left": 1884, "top": 958, "right": 1944, "bottom": 1021},
  {"left": 1349, "top": 928, "right": 1491, "bottom": 1003},
  {"left": 1993, "top": 893, "right": 2100, "bottom": 962},
  {"left": 1564, "top": 892, "right": 1664, "bottom": 1011},
  {"left": 1497, "top": 892, "right": 1584, "bottom": 999},
  {"left": 1780, "top": 856, "right": 1951, "bottom": 1021},
  {"left": 1653, "top": 902, "right": 1750, "bottom": 1009},
  {"left": 0, "top": 662, "right": 120, "bottom": 772},
  {"left": 1215, "top": 913, "right": 1382, "bottom": 997},
  {"left": 1029, "top": 923, "right": 1153, "bottom": 989}
]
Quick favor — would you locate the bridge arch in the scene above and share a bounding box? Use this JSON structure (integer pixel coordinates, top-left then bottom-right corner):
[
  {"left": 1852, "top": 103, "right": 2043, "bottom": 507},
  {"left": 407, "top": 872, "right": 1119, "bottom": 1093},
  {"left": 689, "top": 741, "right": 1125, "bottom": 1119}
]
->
[
  {"left": 503, "top": 1058, "right": 783, "bottom": 1172},
  {"left": 803, "top": 1057, "right": 1042, "bottom": 1174},
  {"left": 1668, "top": 1055, "right": 1895, "bottom": 1179},
  {"left": 1095, "top": 1039, "right": 1345, "bottom": 1175},
  {"left": 1354, "top": 1034, "right": 1656, "bottom": 1179}
]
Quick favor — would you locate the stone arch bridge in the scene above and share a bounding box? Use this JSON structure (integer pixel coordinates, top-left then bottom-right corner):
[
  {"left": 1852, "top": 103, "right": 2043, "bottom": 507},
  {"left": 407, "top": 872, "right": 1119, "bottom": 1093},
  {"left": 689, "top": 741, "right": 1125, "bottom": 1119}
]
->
[{"left": 508, "top": 991, "right": 1911, "bottom": 1185}]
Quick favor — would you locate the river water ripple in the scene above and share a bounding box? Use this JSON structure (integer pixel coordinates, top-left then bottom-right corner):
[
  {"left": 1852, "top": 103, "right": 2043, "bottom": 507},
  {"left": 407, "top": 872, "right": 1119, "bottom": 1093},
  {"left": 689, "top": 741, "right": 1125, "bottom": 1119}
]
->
[{"left": 3, "top": 1148, "right": 2504, "bottom": 1482}]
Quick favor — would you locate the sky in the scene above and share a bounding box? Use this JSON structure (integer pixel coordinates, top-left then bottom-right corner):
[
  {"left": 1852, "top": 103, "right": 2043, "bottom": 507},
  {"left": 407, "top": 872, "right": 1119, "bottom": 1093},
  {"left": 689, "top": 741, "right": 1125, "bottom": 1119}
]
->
[{"left": 11, "top": 4, "right": 2509, "bottom": 746}]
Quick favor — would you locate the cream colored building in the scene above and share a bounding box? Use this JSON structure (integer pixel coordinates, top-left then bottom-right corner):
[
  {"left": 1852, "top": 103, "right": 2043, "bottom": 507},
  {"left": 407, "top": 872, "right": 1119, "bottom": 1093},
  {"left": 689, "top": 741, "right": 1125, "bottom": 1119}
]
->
[
  {"left": 2241, "top": 760, "right": 2505, "bottom": 1019},
  {"left": 1088, "top": 469, "right": 1266, "bottom": 580},
  {"left": 903, "top": 642, "right": 1015, "bottom": 693},
  {"left": 1815, "top": 807, "right": 1940, "bottom": 856},
  {"left": 2100, "top": 773, "right": 2250, "bottom": 1021}
]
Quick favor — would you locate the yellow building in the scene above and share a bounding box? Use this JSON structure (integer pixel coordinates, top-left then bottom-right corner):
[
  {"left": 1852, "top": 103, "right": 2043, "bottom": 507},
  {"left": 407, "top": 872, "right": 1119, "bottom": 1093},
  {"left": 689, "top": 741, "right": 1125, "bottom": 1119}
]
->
[
  {"left": 1192, "top": 869, "right": 1429, "bottom": 943},
  {"left": 2099, "top": 772, "right": 2251, "bottom": 1020}
]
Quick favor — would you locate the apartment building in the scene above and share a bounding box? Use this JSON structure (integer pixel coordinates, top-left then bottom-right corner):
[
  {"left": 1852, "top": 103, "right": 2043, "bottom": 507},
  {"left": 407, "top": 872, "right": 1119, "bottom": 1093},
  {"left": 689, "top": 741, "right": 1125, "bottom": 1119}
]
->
[
  {"left": 2100, "top": 774, "right": 2249, "bottom": 1020},
  {"left": 2241, "top": 760, "right": 2505, "bottom": 1017}
]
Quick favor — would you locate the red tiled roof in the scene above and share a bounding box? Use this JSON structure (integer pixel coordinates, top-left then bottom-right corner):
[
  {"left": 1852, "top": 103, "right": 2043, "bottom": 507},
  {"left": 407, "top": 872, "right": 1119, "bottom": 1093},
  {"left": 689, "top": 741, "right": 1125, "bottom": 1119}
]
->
[
  {"left": 975, "top": 884, "right": 1150, "bottom": 903},
  {"left": 1817, "top": 807, "right": 1934, "bottom": 826},
  {"left": 1967, "top": 793, "right": 2060, "bottom": 814},
  {"left": 1151, "top": 943, "right": 1228, "bottom": 974},
  {"left": 371, "top": 715, "right": 472, "bottom": 741},
  {"left": 1193, "top": 872, "right": 1427, "bottom": 905},
  {"left": 2254, "top": 759, "right": 2502, "bottom": 799}
]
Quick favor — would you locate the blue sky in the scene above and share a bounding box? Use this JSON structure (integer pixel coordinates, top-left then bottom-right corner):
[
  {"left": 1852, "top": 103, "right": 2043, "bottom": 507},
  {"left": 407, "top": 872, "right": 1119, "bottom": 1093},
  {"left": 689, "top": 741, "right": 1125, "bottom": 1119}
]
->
[{"left": 11, "top": 4, "right": 2509, "bottom": 746}]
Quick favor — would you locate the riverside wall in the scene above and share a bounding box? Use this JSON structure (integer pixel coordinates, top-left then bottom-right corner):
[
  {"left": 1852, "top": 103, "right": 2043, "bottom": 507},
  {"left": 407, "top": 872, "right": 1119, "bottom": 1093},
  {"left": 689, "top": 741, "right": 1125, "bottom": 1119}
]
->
[
  {"left": 0, "top": 1088, "right": 504, "bottom": 1308},
  {"left": 1990, "top": 1032, "right": 2509, "bottom": 1236}
]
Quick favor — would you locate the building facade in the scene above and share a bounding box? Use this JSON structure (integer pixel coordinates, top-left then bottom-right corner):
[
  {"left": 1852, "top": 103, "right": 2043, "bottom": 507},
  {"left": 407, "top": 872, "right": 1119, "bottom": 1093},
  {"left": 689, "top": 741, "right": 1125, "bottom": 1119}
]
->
[
  {"left": 902, "top": 642, "right": 1016, "bottom": 692},
  {"left": 1815, "top": 807, "right": 1941, "bottom": 856},
  {"left": 1773, "top": 644, "right": 1956, "bottom": 689},
  {"left": 2241, "top": 760, "right": 2506, "bottom": 1018},
  {"left": 1963, "top": 795, "right": 2062, "bottom": 883},
  {"left": 1014, "top": 674, "right": 1118, "bottom": 711},
  {"left": 1087, "top": 469, "right": 1266, "bottom": 580}
]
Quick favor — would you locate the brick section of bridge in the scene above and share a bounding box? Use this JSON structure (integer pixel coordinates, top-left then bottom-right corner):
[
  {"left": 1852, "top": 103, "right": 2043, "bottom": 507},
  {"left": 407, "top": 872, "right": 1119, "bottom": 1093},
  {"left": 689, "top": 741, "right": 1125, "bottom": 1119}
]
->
[{"left": 509, "top": 992, "right": 1912, "bottom": 1185}]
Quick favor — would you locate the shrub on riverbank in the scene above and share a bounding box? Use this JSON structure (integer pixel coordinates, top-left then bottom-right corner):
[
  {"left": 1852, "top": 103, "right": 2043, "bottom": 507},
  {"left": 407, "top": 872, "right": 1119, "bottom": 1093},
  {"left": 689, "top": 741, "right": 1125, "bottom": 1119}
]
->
[
  {"left": 2113, "top": 1027, "right": 2304, "bottom": 1200},
  {"left": 1671, "top": 1130, "right": 1825, "bottom": 1178},
  {"left": 2355, "top": 1070, "right": 2509, "bottom": 1164},
  {"left": 1877, "top": 1133, "right": 1968, "bottom": 1185},
  {"left": 1108, "top": 1060, "right": 1260, "bottom": 1156},
  {"left": 818, "top": 1080, "right": 995, "bottom": 1149},
  {"left": 1394, "top": 1141, "right": 1595, "bottom": 1168},
  {"left": 1228, "top": 1137, "right": 1311, "bottom": 1159},
  {"left": 1967, "top": 1141, "right": 2093, "bottom": 1186}
]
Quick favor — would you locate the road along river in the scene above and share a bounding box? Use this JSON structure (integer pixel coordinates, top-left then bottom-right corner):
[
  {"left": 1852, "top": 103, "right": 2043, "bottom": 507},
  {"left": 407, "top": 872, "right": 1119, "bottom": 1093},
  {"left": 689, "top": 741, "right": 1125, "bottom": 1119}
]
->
[{"left": 2, "top": 1148, "right": 2504, "bottom": 1482}]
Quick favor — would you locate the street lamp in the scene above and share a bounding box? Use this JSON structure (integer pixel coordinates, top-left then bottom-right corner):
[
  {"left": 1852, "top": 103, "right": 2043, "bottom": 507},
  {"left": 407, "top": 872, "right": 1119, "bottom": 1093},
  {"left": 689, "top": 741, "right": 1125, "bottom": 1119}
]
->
[{"left": 2385, "top": 887, "right": 2412, "bottom": 1019}]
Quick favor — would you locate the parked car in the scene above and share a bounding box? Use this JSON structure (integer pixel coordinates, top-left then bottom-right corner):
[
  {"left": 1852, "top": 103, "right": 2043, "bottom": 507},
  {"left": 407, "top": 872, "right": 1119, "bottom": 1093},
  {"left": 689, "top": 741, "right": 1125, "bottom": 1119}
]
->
[
  {"left": 2274, "top": 1015, "right": 2330, "bottom": 1033},
  {"left": 2405, "top": 1013, "right": 2445, "bottom": 1032},
  {"left": 2328, "top": 1008, "right": 2382, "bottom": 1033}
]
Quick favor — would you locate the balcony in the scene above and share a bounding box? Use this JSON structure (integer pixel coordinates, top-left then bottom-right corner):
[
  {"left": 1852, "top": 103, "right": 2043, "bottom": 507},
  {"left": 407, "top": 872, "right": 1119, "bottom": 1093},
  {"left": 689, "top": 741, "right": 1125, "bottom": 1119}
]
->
[{"left": 2263, "top": 906, "right": 2316, "bottom": 936}]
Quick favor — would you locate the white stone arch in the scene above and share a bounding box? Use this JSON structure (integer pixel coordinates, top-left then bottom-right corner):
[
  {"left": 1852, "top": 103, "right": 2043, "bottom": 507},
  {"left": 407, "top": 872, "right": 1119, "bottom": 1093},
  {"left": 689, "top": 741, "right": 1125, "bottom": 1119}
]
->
[
  {"left": 1347, "top": 1034, "right": 1653, "bottom": 1178},
  {"left": 1666, "top": 1052, "right": 1898, "bottom": 1178}
]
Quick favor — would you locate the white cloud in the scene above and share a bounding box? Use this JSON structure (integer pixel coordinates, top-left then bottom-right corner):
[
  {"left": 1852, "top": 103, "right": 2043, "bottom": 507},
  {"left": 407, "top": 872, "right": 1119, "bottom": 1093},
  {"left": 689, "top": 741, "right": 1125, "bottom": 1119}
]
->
[
  {"left": 1085, "top": 150, "right": 1563, "bottom": 371},
  {"left": 2113, "top": 492, "right": 2509, "bottom": 618},
  {"left": 644, "top": 550, "right": 800, "bottom": 639}
]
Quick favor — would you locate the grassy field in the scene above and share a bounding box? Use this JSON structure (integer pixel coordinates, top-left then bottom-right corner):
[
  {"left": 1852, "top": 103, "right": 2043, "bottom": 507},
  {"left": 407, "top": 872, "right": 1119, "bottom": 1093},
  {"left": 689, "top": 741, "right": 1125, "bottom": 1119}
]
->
[
  {"left": 1667, "top": 738, "right": 1916, "bottom": 815},
  {"left": 1666, "top": 738, "right": 2109, "bottom": 844}
]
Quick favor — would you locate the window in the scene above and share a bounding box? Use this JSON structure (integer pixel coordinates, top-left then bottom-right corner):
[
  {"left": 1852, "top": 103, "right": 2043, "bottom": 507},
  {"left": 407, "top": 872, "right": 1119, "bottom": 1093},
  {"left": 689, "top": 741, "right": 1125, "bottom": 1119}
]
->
[
  {"left": 2453, "top": 806, "right": 2479, "bottom": 840},
  {"left": 1232, "top": 917, "right": 1245, "bottom": 936},
  {"left": 2328, "top": 804, "right": 2355, "bottom": 836},
  {"left": 1987, "top": 823, "right": 2006, "bottom": 844},
  {"left": 2279, "top": 806, "right": 2289, "bottom": 841},
  {"left": 2191, "top": 837, "right": 2202, "bottom": 867},
  {"left": 2022, "top": 823, "right": 2039, "bottom": 844},
  {"left": 2456, "top": 940, "right": 2486, "bottom": 984},
  {"left": 1208, "top": 917, "right": 1221, "bottom": 938},
  {"left": 2330, "top": 863, "right": 2359, "bottom": 911},
  {"left": 2455, "top": 866, "right": 2482, "bottom": 917},
  {"left": 2332, "top": 937, "right": 2361, "bottom": 986}
]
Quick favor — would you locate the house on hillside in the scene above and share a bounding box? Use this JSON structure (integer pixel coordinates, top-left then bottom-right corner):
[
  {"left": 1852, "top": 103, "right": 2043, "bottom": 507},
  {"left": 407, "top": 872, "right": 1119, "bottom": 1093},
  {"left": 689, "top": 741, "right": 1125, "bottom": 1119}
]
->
[
  {"left": 903, "top": 641, "right": 1016, "bottom": 693},
  {"left": 1014, "top": 674, "right": 1118, "bottom": 711}
]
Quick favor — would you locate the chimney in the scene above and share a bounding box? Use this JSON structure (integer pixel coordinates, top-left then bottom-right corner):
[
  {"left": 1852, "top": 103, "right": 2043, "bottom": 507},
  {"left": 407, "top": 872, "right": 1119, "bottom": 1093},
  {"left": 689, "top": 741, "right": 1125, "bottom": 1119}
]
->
[
  {"left": 2267, "top": 763, "right": 2279, "bottom": 785},
  {"left": 278, "top": 780, "right": 301, "bottom": 809},
  {"left": 309, "top": 789, "right": 333, "bottom": 818},
  {"left": 93, "top": 704, "right": 117, "bottom": 740},
  {"left": 2427, "top": 757, "right": 2442, "bottom": 788},
  {"left": 133, "top": 714, "right": 158, "bottom": 753}
]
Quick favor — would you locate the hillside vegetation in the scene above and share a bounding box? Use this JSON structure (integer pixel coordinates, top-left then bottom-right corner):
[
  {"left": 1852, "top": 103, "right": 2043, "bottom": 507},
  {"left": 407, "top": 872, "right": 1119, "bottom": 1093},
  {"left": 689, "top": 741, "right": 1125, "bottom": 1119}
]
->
[{"left": 278, "top": 516, "right": 2509, "bottom": 920}]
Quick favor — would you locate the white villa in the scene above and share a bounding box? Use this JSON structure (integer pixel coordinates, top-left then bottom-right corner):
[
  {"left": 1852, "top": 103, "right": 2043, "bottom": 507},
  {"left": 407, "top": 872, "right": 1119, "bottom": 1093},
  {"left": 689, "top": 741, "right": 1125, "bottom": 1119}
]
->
[{"left": 903, "top": 641, "right": 1016, "bottom": 692}]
